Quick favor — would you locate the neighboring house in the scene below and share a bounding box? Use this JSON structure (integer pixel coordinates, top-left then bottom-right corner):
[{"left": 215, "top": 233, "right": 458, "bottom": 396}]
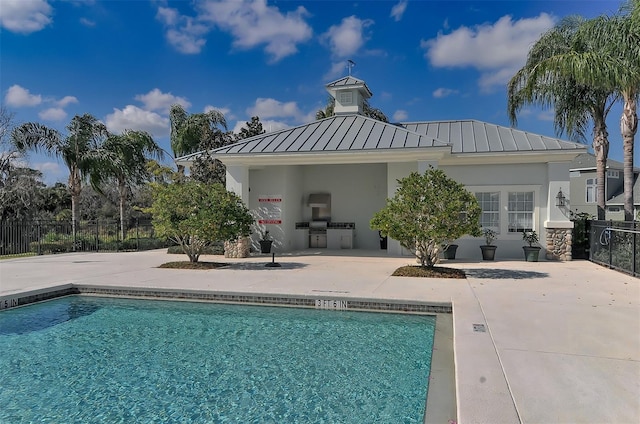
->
[
  {"left": 178, "top": 76, "right": 586, "bottom": 260},
  {"left": 570, "top": 153, "right": 640, "bottom": 220}
]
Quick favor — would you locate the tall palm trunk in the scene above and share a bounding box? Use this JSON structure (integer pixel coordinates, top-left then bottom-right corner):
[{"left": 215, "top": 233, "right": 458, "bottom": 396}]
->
[
  {"left": 118, "top": 177, "right": 127, "bottom": 241},
  {"left": 69, "top": 167, "right": 82, "bottom": 246},
  {"left": 621, "top": 94, "right": 638, "bottom": 221},
  {"left": 593, "top": 117, "right": 609, "bottom": 220}
]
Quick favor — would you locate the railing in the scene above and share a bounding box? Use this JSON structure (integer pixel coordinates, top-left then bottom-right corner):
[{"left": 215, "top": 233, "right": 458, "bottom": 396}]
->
[
  {"left": 0, "top": 219, "right": 170, "bottom": 257},
  {"left": 590, "top": 220, "right": 640, "bottom": 277}
]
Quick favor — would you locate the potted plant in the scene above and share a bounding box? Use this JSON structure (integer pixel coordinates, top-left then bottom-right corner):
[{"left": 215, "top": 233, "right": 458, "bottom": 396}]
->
[
  {"left": 522, "top": 230, "right": 541, "bottom": 262},
  {"left": 480, "top": 228, "right": 497, "bottom": 261},
  {"left": 442, "top": 241, "right": 458, "bottom": 259},
  {"left": 259, "top": 230, "right": 273, "bottom": 254}
]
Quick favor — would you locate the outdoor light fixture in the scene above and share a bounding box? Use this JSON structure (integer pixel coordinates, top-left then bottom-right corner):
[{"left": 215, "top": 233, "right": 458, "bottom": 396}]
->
[{"left": 556, "top": 188, "right": 566, "bottom": 207}]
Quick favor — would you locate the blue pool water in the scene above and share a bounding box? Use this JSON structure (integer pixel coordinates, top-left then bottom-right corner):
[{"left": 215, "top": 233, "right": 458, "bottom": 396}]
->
[{"left": 0, "top": 296, "right": 435, "bottom": 423}]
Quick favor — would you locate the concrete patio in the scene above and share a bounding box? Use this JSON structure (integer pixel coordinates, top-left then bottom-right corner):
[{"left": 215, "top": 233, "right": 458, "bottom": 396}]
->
[{"left": 1, "top": 249, "right": 638, "bottom": 423}]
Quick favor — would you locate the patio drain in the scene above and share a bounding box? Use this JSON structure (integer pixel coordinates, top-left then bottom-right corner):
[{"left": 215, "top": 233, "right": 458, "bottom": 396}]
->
[{"left": 473, "top": 323, "right": 486, "bottom": 332}]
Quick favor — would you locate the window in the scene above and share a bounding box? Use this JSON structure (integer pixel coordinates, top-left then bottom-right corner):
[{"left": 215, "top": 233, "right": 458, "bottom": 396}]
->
[
  {"left": 339, "top": 92, "right": 353, "bottom": 105},
  {"left": 607, "top": 170, "right": 620, "bottom": 179},
  {"left": 586, "top": 178, "right": 597, "bottom": 203},
  {"left": 475, "top": 192, "right": 500, "bottom": 231},
  {"left": 508, "top": 192, "right": 534, "bottom": 232}
]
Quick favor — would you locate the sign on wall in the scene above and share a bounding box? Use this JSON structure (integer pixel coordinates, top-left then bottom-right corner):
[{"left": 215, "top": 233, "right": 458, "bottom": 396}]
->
[{"left": 258, "top": 195, "right": 282, "bottom": 224}]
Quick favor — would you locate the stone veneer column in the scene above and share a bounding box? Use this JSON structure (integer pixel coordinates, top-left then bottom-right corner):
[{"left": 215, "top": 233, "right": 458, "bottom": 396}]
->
[
  {"left": 224, "top": 237, "right": 250, "bottom": 258},
  {"left": 545, "top": 228, "right": 572, "bottom": 261}
]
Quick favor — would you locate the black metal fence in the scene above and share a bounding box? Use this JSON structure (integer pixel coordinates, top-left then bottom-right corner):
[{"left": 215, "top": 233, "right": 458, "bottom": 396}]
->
[
  {"left": 589, "top": 220, "right": 640, "bottom": 277},
  {"left": 0, "top": 219, "right": 170, "bottom": 257}
]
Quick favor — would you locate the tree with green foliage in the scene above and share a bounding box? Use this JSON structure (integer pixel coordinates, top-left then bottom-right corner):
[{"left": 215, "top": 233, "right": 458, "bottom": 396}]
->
[
  {"left": 147, "top": 181, "right": 253, "bottom": 262},
  {"left": 508, "top": 16, "right": 617, "bottom": 220},
  {"left": 100, "top": 130, "right": 164, "bottom": 239},
  {"left": 370, "top": 169, "right": 481, "bottom": 268},
  {"left": 235, "top": 116, "right": 266, "bottom": 141},
  {"left": 11, "top": 114, "right": 109, "bottom": 235},
  {"left": 510, "top": 2, "right": 639, "bottom": 219}
]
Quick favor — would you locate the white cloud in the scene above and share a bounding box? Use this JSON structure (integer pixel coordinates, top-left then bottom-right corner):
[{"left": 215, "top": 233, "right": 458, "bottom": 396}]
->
[
  {"left": 537, "top": 110, "right": 555, "bottom": 122},
  {"left": 322, "top": 16, "right": 372, "bottom": 58},
  {"left": 422, "top": 13, "right": 555, "bottom": 91},
  {"left": 197, "top": 0, "right": 312, "bottom": 62},
  {"left": 0, "top": 0, "right": 53, "bottom": 34},
  {"left": 39, "top": 107, "right": 67, "bottom": 121},
  {"left": 432, "top": 88, "right": 459, "bottom": 98},
  {"left": 79, "top": 17, "right": 95, "bottom": 27},
  {"left": 105, "top": 106, "right": 170, "bottom": 137},
  {"left": 33, "top": 161, "right": 66, "bottom": 184},
  {"left": 390, "top": 1, "right": 408, "bottom": 22},
  {"left": 393, "top": 110, "right": 408, "bottom": 121},
  {"left": 135, "top": 88, "right": 191, "bottom": 113},
  {"left": 56, "top": 95, "right": 78, "bottom": 107},
  {"left": 204, "top": 105, "right": 234, "bottom": 121},
  {"left": 324, "top": 61, "right": 349, "bottom": 80},
  {"left": 247, "top": 98, "right": 303, "bottom": 121},
  {"left": 4, "top": 84, "right": 42, "bottom": 107},
  {"left": 156, "top": 6, "right": 209, "bottom": 54}
]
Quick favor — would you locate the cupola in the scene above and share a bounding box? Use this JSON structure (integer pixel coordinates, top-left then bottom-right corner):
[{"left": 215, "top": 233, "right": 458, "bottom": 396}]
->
[{"left": 325, "top": 76, "right": 373, "bottom": 116}]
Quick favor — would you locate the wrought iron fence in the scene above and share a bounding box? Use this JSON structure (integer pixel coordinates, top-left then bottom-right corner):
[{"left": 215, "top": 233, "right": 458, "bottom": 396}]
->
[
  {"left": 590, "top": 220, "right": 640, "bottom": 277},
  {"left": 0, "top": 219, "right": 170, "bottom": 257}
]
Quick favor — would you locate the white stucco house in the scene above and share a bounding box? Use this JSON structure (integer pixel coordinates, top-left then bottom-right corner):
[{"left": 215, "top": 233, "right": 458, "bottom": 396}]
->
[{"left": 178, "top": 76, "right": 586, "bottom": 260}]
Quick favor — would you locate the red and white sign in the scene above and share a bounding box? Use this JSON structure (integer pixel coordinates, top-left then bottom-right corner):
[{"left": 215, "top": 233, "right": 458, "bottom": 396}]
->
[{"left": 257, "top": 195, "right": 283, "bottom": 225}]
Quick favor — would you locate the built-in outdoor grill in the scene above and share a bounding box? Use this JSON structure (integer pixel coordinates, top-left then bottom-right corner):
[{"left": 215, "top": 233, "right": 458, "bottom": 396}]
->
[{"left": 308, "top": 193, "right": 331, "bottom": 248}]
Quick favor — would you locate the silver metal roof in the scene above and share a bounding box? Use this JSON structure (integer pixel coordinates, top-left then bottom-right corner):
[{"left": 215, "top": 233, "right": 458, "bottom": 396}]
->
[
  {"left": 325, "top": 76, "right": 373, "bottom": 97},
  {"left": 401, "top": 120, "right": 586, "bottom": 154},
  {"left": 177, "top": 117, "right": 587, "bottom": 164},
  {"left": 180, "top": 115, "right": 448, "bottom": 160}
]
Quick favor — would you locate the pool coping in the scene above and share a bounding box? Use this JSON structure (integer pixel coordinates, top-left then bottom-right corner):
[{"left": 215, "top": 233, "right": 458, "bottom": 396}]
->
[
  {"left": 1, "top": 283, "right": 457, "bottom": 424},
  {"left": 1, "top": 283, "right": 453, "bottom": 314}
]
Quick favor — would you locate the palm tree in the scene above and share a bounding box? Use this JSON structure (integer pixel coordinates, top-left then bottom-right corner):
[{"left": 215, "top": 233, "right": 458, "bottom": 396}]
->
[
  {"left": 521, "top": 4, "right": 639, "bottom": 220},
  {"left": 100, "top": 130, "right": 164, "bottom": 240},
  {"left": 169, "top": 104, "right": 227, "bottom": 172},
  {"left": 11, "top": 114, "right": 109, "bottom": 236},
  {"left": 507, "top": 16, "right": 617, "bottom": 220}
]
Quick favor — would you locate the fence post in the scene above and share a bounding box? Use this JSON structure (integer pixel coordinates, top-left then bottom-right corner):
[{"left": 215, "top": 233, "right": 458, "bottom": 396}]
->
[
  {"left": 634, "top": 222, "right": 637, "bottom": 277},
  {"left": 96, "top": 220, "right": 100, "bottom": 252},
  {"left": 136, "top": 219, "right": 140, "bottom": 251},
  {"left": 37, "top": 221, "right": 42, "bottom": 255}
]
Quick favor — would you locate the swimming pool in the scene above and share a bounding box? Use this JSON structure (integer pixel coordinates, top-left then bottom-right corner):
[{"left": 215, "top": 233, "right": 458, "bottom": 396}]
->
[{"left": 0, "top": 296, "right": 436, "bottom": 423}]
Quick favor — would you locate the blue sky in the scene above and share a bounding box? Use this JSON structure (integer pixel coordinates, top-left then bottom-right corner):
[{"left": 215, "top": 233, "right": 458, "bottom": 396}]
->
[{"left": 1, "top": 0, "right": 630, "bottom": 184}]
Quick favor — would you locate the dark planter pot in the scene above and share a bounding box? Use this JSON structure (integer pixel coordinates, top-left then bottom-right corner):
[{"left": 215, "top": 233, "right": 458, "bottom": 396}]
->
[
  {"left": 259, "top": 240, "right": 273, "bottom": 254},
  {"left": 443, "top": 244, "right": 458, "bottom": 260},
  {"left": 523, "top": 246, "right": 541, "bottom": 262},
  {"left": 480, "top": 245, "right": 497, "bottom": 261}
]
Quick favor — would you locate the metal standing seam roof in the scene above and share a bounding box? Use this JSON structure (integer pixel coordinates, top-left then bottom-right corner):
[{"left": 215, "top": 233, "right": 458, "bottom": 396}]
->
[
  {"left": 177, "top": 117, "right": 587, "bottom": 163},
  {"left": 401, "top": 120, "right": 586, "bottom": 154},
  {"left": 325, "top": 76, "right": 373, "bottom": 97},
  {"left": 179, "top": 115, "right": 449, "bottom": 161}
]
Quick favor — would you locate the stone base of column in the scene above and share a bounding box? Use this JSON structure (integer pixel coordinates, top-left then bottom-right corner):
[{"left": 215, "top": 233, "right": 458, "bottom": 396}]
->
[{"left": 545, "top": 228, "right": 572, "bottom": 261}]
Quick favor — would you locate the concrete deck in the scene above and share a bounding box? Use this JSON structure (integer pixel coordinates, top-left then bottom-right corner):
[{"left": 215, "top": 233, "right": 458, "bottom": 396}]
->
[{"left": 1, "top": 249, "right": 639, "bottom": 423}]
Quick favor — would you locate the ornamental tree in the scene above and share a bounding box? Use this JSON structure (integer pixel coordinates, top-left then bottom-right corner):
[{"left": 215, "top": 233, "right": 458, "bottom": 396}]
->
[
  {"left": 370, "top": 169, "right": 481, "bottom": 268},
  {"left": 148, "top": 181, "right": 253, "bottom": 262}
]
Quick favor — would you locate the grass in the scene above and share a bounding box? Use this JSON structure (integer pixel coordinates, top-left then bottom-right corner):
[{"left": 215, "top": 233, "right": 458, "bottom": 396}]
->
[
  {"left": 158, "top": 261, "right": 230, "bottom": 270},
  {"left": 392, "top": 265, "right": 466, "bottom": 278},
  {"left": 0, "top": 253, "right": 36, "bottom": 260}
]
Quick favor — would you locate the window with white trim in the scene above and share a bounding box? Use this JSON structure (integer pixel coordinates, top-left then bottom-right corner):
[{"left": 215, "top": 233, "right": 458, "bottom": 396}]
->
[
  {"left": 586, "top": 178, "right": 597, "bottom": 203},
  {"left": 508, "top": 191, "right": 534, "bottom": 232},
  {"left": 475, "top": 192, "right": 500, "bottom": 231},
  {"left": 607, "top": 170, "right": 619, "bottom": 178},
  {"left": 339, "top": 92, "right": 353, "bottom": 105}
]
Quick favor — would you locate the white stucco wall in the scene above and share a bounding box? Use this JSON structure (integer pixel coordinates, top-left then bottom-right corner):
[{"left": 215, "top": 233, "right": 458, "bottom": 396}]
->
[{"left": 246, "top": 163, "right": 387, "bottom": 251}]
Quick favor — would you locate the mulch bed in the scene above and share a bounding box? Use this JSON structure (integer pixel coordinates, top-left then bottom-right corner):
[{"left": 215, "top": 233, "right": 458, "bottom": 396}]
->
[
  {"left": 158, "top": 262, "right": 230, "bottom": 270},
  {"left": 392, "top": 265, "right": 466, "bottom": 278}
]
